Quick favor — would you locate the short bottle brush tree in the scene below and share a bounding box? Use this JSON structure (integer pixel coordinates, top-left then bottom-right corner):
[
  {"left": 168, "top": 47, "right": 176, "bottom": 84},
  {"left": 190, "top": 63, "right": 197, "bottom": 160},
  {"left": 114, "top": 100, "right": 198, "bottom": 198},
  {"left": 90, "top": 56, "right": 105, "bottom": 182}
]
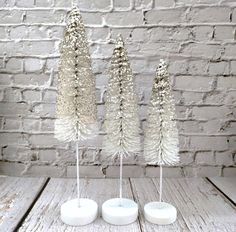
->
[{"left": 143, "top": 59, "right": 179, "bottom": 225}]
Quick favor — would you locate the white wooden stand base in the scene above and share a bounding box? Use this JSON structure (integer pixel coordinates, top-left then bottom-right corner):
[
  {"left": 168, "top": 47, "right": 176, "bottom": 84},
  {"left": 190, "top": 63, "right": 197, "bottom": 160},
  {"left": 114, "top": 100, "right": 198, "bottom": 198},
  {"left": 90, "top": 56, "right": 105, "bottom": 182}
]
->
[
  {"left": 144, "top": 202, "right": 177, "bottom": 225},
  {"left": 60, "top": 198, "right": 98, "bottom": 226},
  {"left": 102, "top": 198, "right": 138, "bottom": 225}
]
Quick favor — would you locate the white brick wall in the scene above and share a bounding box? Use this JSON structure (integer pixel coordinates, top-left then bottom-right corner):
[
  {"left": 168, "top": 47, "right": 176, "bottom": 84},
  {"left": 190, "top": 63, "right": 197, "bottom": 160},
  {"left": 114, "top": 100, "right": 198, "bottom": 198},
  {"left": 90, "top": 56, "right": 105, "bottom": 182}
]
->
[{"left": 0, "top": 0, "right": 235, "bottom": 177}]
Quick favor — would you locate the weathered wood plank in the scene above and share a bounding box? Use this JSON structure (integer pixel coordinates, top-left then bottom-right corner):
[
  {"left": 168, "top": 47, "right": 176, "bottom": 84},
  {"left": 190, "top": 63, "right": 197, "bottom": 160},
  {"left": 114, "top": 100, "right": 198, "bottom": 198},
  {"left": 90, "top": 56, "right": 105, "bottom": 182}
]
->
[
  {"left": 130, "top": 178, "right": 189, "bottom": 232},
  {"left": 18, "top": 178, "right": 141, "bottom": 232},
  {"left": 209, "top": 177, "right": 236, "bottom": 204},
  {"left": 0, "top": 176, "right": 47, "bottom": 232},
  {"left": 131, "top": 178, "right": 236, "bottom": 232}
]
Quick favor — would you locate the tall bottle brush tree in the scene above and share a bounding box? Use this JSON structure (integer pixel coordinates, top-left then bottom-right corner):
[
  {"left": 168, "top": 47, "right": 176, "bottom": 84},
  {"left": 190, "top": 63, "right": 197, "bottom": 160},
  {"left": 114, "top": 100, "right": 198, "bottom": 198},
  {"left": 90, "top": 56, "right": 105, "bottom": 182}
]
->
[
  {"left": 103, "top": 35, "right": 141, "bottom": 202},
  {"left": 144, "top": 59, "right": 179, "bottom": 202},
  {"left": 55, "top": 8, "right": 98, "bottom": 206}
]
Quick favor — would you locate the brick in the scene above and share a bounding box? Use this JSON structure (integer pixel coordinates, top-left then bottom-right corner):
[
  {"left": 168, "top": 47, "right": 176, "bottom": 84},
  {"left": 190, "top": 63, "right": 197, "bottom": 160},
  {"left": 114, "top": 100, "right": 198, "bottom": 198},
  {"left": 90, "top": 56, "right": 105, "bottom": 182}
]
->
[
  {"left": 23, "top": 90, "right": 41, "bottom": 102},
  {"left": 0, "top": 10, "right": 23, "bottom": 24},
  {"left": 192, "top": 106, "right": 231, "bottom": 120},
  {"left": 106, "top": 165, "right": 144, "bottom": 177},
  {"left": 23, "top": 165, "right": 65, "bottom": 177},
  {"left": 43, "top": 89, "right": 56, "bottom": 103},
  {"left": 195, "top": 151, "right": 215, "bottom": 165},
  {"left": 105, "top": 12, "right": 143, "bottom": 26},
  {"left": 175, "top": 76, "right": 214, "bottom": 92},
  {"left": 149, "top": 27, "right": 190, "bottom": 42},
  {"left": 28, "top": 25, "right": 48, "bottom": 39},
  {"left": 190, "top": 136, "right": 228, "bottom": 151},
  {"left": 25, "top": 10, "right": 66, "bottom": 24},
  {"left": 222, "top": 167, "right": 236, "bottom": 176},
  {"left": 67, "top": 165, "right": 104, "bottom": 178},
  {"left": 183, "top": 166, "right": 221, "bottom": 177},
  {"left": 0, "top": 162, "right": 25, "bottom": 176},
  {"left": 134, "top": 0, "right": 153, "bottom": 10},
  {"left": 192, "top": 26, "right": 213, "bottom": 41},
  {"left": 202, "top": 120, "right": 223, "bottom": 134},
  {"left": 87, "top": 28, "right": 110, "bottom": 42},
  {"left": 16, "top": 0, "right": 34, "bottom": 7},
  {"left": 224, "top": 91, "right": 236, "bottom": 105},
  {"left": 179, "top": 120, "right": 203, "bottom": 133},
  {"left": 3, "top": 145, "right": 31, "bottom": 161},
  {"left": 0, "top": 27, "right": 7, "bottom": 39},
  {"left": 45, "top": 58, "right": 59, "bottom": 72},
  {"left": 38, "top": 149, "right": 58, "bottom": 162},
  {"left": 113, "top": 0, "right": 131, "bottom": 9},
  {"left": 217, "top": 77, "right": 236, "bottom": 90},
  {"left": 146, "top": 166, "right": 183, "bottom": 177},
  {"left": 41, "top": 118, "right": 55, "bottom": 131},
  {"left": 179, "top": 151, "right": 194, "bottom": 165},
  {"left": 230, "top": 61, "right": 236, "bottom": 75},
  {"left": 5, "top": 58, "right": 23, "bottom": 73},
  {"left": 22, "top": 118, "right": 40, "bottom": 131},
  {"left": 3, "top": 88, "right": 22, "bottom": 102},
  {"left": 215, "top": 151, "right": 233, "bottom": 166},
  {"left": 203, "top": 91, "right": 225, "bottom": 105},
  {"left": 13, "top": 73, "right": 51, "bottom": 86},
  {"left": 155, "top": 0, "right": 175, "bottom": 7},
  {"left": 0, "top": 132, "right": 28, "bottom": 146},
  {"left": 214, "top": 26, "right": 234, "bottom": 41},
  {"left": 78, "top": 0, "right": 111, "bottom": 11},
  {"left": 168, "top": 59, "right": 188, "bottom": 75},
  {"left": 187, "top": 7, "right": 230, "bottom": 23},
  {"left": 54, "top": 0, "right": 72, "bottom": 7},
  {"left": 0, "top": 102, "right": 28, "bottom": 115},
  {"left": 224, "top": 44, "right": 236, "bottom": 58},
  {"left": 131, "top": 28, "right": 148, "bottom": 42},
  {"left": 188, "top": 60, "right": 208, "bottom": 75},
  {"left": 29, "top": 134, "right": 58, "bottom": 148},
  {"left": 228, "top": 136, "right": 236, "bottom": 150},
  {"left": 3, "top": 118, "right": 21, "bottom": 130},
  {"left": 180, "top": 43, "right": 223, "bottom": 59},
  {"left": 24, "top": 58, "right": 45, "bottom": 73},
  {"left": 0, "top": 41, "right": 57, "bottom": 56},
  {"left": 35, "top": 0, "right": 53, "bottom": 7},
  {"left": 145, "top": 8, "right": 185, "bottom": 24},
  {"left": 208, "top": 61, "right": 229, "bottom": 76},
  {"left": 33, "top": 103, "right": 55, "bottom": 117},
  {"left": 47, "top": 26, "right": 64, "bottom": 39},
  {"left": 9, "top": 26, "right": 28, "bottom": 39},
  {"left": 81, "top": 12, "right": 103, "bottom": 25},
  {"left": 232, "top": 8, "right": 236, "bottom": 23}
]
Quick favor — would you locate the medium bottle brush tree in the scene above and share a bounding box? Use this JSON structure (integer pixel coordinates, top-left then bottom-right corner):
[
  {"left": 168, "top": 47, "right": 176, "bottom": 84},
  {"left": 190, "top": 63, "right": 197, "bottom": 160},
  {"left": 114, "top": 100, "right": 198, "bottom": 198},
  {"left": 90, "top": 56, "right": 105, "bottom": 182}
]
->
[
  {"left": 103, "top": 35, "right": 141, "bottom": 203},
  {"left": 55, "top": 8, "right": 97, "bottom": 207},
  {"left": 144, "top": 59, "right": 179, "bottom": 202}
]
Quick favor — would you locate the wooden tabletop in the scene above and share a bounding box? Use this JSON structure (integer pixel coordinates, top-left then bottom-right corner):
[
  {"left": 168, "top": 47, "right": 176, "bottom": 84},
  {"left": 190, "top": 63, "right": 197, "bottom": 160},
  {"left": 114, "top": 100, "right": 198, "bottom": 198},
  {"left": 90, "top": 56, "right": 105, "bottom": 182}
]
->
[{"left": 0, "top": 176, "right": 235, "bottom": 232}]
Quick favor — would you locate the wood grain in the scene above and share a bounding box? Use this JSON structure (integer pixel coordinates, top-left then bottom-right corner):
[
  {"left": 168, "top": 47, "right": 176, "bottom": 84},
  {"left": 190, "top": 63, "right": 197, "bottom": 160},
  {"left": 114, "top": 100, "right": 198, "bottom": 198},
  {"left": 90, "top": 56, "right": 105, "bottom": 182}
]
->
[
  {"left": 209, "top": 177, "right": 236, "bottom": 204},
  {"left": 0, "top": 176, "right": 47, "bottom": 232},
  {"left": 131, "top": 178, "right": 236, "bottom": 232},
  {"left": 18, "top": 178, "right": 141, "bottom": 232}
]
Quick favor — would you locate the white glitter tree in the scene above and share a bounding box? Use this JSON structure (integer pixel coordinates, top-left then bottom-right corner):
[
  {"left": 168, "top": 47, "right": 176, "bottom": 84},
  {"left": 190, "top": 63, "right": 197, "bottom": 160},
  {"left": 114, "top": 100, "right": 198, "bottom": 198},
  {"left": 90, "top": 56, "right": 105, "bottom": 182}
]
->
[
  {"left": 103, "top": 35, "right": 141, "bottom": 202},
  {"left": 144, "top": 59, "right": 179, "bottom": 202},
  {"left": 55, "top": 8, "right": 98, "bottom": 210}
]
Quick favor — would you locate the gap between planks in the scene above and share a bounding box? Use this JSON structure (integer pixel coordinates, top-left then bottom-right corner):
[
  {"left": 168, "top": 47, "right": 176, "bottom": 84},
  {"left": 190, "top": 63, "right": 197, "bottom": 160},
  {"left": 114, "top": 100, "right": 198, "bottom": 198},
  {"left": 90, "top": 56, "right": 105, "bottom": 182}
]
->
[
  {"left": 206, "top": 177, "right": 236, "bottom": 207},
  {"left": 14, "top": 178, "right": 50, "bottom": 232}
]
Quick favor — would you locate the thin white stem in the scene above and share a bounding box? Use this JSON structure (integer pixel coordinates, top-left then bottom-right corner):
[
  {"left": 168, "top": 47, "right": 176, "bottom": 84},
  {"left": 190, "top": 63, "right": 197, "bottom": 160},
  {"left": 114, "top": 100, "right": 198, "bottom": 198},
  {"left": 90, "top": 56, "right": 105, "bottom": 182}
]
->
[
  {"left": 159, "top": 165, "right": 163, "bottom": 202},
  {"left": 76, "top": 141, "right": 80, "bottom": 207},
  {"left": 119, "top": 152, "right": 123, "bottom": 206}
]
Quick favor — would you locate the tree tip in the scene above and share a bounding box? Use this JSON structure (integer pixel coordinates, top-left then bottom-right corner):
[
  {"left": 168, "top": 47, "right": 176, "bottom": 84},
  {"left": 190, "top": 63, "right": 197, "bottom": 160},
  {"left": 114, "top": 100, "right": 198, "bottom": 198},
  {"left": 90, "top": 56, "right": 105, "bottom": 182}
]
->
[{"left": 115, "top": 34, "right": 124, "bottom": 48}]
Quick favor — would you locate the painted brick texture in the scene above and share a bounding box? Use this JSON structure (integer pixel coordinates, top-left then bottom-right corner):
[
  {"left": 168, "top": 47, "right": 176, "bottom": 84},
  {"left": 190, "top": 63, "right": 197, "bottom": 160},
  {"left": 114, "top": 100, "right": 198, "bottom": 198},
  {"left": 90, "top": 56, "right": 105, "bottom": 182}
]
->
[{"left": 0, "top": 0, "right": 235, "bottom": 177}]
